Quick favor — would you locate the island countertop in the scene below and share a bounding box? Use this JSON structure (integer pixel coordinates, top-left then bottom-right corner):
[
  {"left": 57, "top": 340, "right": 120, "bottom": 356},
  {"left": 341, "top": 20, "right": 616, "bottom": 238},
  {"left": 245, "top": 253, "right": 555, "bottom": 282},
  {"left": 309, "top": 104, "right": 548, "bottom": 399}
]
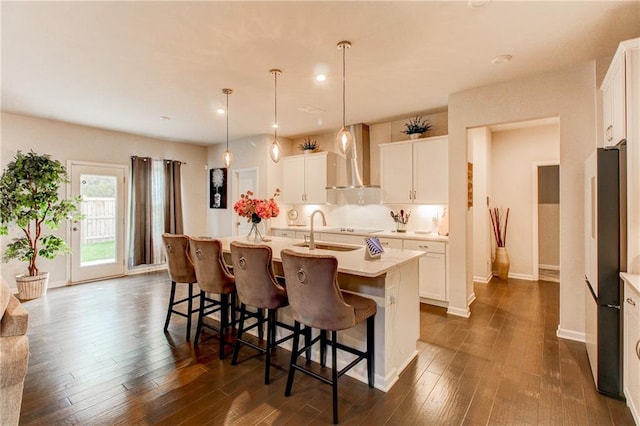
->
[{"left": 214, "top": 235, "right": 425, "bottom": 278}]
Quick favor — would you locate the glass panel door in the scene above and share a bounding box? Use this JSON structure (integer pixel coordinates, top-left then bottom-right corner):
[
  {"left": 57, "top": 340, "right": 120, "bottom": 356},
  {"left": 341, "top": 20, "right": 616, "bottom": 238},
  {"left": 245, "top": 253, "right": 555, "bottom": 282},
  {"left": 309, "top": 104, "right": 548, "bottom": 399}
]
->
[{"left": 70, "top": 163, "right": 125, "bottom": 283}]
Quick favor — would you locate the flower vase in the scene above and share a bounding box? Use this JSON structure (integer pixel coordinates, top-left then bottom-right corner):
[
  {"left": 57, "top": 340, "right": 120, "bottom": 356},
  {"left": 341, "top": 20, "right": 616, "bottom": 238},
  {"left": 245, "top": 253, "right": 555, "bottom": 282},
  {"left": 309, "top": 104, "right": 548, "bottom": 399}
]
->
[
  {"left": 494, "top": 247, "right": 510, "bottom": 280},
  {"left": 409, "top": 133, "right": 422, "bottom": 140},
  {"left": 247, "top": 220, "right": 265, "bottom": 242}
]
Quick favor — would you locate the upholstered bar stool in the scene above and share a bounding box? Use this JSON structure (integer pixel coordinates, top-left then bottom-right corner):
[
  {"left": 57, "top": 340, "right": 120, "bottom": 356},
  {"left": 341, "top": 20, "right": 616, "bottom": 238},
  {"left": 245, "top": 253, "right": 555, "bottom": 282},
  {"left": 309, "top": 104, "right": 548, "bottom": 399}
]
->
[
  {"left": 188, "top": 237, "right": 236, "bottom": 359},
  {"left": 162, "top": 233, "right": 200, "bottom": 341},
  {"left": 280, "top": 249, "right": 377, "bottom": 424},
  {"left": 230, "top": 241, "right": 296, "bottom": 384}
]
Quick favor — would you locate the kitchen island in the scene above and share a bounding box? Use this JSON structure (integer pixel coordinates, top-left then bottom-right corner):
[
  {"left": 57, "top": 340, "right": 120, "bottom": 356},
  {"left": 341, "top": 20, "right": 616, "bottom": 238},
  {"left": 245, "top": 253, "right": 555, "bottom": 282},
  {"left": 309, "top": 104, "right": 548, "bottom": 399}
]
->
[{"left": 215, "top": 235, "right": 425, "bottom": 392}]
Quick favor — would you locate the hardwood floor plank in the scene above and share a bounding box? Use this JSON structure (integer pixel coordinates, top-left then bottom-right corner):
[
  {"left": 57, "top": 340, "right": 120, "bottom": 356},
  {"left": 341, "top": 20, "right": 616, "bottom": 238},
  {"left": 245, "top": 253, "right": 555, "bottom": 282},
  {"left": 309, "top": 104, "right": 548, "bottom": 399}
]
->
[{"left": 17, "top": 272, "right": 635, "bottom": 425}]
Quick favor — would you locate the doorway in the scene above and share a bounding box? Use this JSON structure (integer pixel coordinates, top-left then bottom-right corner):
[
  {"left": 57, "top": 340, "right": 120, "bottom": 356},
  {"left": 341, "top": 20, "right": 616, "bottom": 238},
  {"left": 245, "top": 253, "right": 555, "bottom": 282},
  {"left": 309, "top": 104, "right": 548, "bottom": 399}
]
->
[
  {"left": 69, "top": 162, "right": 126, "bottom": 283},
  {"left": 232, "top": 168, "right": 258, "bottom": 236},
  {"left": 536, "top": 164, "right": 560, "bottom": 282}
]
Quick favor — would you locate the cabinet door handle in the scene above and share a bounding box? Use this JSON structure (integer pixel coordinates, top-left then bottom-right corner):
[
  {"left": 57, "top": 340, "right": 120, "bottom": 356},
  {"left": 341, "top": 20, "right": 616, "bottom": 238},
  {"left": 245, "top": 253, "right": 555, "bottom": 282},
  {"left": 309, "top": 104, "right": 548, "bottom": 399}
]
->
[
  {"left": 636, "top": 339, "right": 640, "bottom": 360},
  {"left": 418, "top": 245, "right": 429, "bottom": 249},
  {"left": 409, "top": 190, "right": 413, "bottom": 200},
  {"left": 606, "top": 125, "right": 613, "bottom": 142},
  {"left": 627, "top": 297, "right": 636, "bottom": 306},
  {"left": 381, "top": 242, "right": 389, "bottom": 246},
  {"left": 413, "top": 190, "right": 417, "bottom": 200}
]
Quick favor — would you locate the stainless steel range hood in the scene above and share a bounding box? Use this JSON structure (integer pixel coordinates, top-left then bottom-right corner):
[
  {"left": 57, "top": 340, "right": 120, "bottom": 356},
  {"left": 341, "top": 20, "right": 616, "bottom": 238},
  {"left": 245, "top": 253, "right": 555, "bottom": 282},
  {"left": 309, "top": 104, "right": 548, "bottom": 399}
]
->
[{"left": 326, "top": 123, "right": 380, "bottom": 190}]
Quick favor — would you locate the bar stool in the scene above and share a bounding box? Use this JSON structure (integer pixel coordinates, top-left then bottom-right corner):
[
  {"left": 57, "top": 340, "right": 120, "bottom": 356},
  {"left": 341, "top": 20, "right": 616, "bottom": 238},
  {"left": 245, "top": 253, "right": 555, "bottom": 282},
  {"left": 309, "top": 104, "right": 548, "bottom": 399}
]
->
[
  {"left": 161, "top": 233, "right": 200, "bottom": 341},
  {"left": 280, "top": 249, "right": 377, "bottom": 424},
  {"left": 230, "top": 242, "right": 295, "bottom": 384},
  {"left": 188, "top": 237, "right": 236, "bottom": 359}
]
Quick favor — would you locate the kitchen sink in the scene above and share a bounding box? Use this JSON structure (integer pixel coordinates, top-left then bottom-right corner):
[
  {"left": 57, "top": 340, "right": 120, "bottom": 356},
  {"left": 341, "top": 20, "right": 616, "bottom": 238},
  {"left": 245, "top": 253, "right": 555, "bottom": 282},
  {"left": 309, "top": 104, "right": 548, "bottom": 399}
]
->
[{"left": 293, "top": 242, "right": 361, "bottom": 252}]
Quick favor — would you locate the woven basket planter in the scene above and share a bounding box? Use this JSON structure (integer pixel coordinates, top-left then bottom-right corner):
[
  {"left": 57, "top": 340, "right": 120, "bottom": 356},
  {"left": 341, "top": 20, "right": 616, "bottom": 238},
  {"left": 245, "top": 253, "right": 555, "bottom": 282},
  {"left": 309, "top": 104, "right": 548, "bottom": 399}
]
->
[{"left": 16, "top": 272, "right": 49, "bottom": 301}]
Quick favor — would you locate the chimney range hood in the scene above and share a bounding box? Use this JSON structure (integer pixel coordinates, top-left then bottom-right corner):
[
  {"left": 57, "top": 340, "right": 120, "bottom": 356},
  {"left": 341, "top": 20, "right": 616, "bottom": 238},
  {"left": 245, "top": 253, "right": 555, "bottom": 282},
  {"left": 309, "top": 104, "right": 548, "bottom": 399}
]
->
[{"left": 326, "top": 123, "right": 380, "bottom": 190}]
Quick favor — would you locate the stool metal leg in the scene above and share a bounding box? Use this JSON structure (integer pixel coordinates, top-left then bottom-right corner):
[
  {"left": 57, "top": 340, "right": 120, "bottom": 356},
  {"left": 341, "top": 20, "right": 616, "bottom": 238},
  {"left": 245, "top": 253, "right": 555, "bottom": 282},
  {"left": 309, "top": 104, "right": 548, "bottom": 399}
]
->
[
  {"left": 231, "top": 303, "right": 247, "bottom": 365},
  {"left": 320, "top": 329, "right": 328, "bottom": 367},
  {"left": 367, "top": 315, "right": 375, "bottom": 388},
  {"left": 186, "top": 283, "right": 194, "bottom": 341},
  {"left": 331, "top": 330, "right": 339, "bottom": 424},
  {"left": 194, "top": 290, "right": 206, "bottom": 344},
  {"left": 164, "top": 281, "right": 177, "bottom": 332},
  {"left": 265, "top": 309, "right": 275, "bottom": 384},
  {"left": 284, "top": 321, "right": 301, "bottom": 397},
  {"left": 219, "top": 293, "right": 229, "bottom": 359}
]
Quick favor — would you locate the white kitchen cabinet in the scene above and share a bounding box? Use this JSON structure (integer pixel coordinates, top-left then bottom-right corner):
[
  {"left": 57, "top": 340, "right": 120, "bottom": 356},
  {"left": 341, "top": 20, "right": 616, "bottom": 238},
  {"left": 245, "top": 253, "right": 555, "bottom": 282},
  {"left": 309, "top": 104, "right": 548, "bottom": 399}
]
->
[
  {"left": 601, "top": 38, "right": 640, "bottom": 147},
  {"left": 281, "top": 152, "right": 337, "bottom": 204},
  {"left": 320, "top": 232, "right": 366, "bottom": 246},
  {"left": 623, "top": 277, "right": 640, "bottom": 424},
  {"left": 403, "top": 239, "right": 447, "bottom": 304},
  {"left": 380, "top": 136, "right": 448, "bottom": 204},
  {"left": 272, "top": 229, "right": 296, "bottom": 238}
]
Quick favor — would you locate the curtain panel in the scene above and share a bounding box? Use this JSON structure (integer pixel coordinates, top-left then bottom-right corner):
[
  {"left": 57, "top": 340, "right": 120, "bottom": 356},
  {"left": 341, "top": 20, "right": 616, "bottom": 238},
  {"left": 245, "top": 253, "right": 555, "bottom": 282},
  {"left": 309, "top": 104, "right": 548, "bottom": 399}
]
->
[{"left": 129, "top": 157, "right": 184, "bottom": 267}]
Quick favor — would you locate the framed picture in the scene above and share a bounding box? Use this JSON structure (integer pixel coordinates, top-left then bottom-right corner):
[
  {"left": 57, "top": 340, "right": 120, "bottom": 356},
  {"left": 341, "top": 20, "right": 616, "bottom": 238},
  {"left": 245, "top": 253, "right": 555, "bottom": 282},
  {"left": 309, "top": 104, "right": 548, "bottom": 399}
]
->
[{"left": 210, "top": 168, "right": 228, "bottom": 209}]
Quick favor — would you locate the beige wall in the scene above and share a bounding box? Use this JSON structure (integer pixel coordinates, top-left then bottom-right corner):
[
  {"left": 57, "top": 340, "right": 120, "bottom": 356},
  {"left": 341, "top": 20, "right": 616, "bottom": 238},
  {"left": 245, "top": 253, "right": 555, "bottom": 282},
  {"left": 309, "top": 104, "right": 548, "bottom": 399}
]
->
[
  {"left": 206, "top": 135, "right": 292, "bottom": 237},
  {"left": 0, "top": 112, "right": 208, "bottom": 288},
  {"left": 469, "top": 127, "right": 493, "bottom": 283},
  {"left": 448, "top": 62, "right": 596, "bottom": 339},
  {"left": 490, "top": 124, "right": 560, "bottom": 279}
]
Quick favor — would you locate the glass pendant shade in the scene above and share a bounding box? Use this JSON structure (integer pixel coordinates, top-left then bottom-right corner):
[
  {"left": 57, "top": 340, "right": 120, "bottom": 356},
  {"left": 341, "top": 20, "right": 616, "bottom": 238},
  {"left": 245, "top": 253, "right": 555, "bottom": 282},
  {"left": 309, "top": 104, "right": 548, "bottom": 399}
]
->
[
  {"left": 221, "top": 148, "right": 234, "bottom": 168},
  {"left": 270, "top": 139, "right": 282, "bottom": 163},
  {"left": 336, "top": 127, "right": 354, "bottom": 156}
]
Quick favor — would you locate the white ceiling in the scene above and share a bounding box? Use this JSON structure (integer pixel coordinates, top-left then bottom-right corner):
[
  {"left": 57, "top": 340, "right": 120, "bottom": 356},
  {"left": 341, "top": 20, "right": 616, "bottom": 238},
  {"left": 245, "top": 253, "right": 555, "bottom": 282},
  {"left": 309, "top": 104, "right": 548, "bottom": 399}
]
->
[{"left": 2, "top": 1, "right": 639, "bottom": 146}]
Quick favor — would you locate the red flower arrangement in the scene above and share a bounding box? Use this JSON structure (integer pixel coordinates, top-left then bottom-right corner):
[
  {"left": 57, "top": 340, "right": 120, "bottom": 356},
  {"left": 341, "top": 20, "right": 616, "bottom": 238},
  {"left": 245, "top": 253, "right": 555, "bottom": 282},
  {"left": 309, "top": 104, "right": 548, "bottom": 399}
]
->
[{"left": 233, "top": 189, "right": 280, "bottom": 223}]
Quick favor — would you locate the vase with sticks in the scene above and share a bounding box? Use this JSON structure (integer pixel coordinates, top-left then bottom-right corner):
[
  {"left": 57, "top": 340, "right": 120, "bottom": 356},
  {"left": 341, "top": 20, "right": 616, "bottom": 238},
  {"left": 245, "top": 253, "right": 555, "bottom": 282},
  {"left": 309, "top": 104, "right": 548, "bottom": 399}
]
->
[{"left": 490, "top": 207, "right": 510, "bottom": 280}]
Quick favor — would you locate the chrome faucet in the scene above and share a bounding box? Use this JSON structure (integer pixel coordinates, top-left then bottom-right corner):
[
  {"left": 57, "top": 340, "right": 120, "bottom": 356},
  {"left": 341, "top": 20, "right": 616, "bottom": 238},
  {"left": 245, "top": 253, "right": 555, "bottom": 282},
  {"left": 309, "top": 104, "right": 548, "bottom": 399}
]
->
[{"left": 309, "top": 210, "right": 327, "bottom": 250}]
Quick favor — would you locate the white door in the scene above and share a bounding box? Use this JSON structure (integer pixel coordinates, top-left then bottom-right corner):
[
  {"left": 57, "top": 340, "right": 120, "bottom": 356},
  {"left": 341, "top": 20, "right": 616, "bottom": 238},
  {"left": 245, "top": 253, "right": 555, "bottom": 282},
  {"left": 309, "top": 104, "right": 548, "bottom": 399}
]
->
[
  {"left": 233, "top": 169, "right": 257, "bottom": 236},
  {"left": 70, "top": 163, "right": 126, "bottom": 283}
]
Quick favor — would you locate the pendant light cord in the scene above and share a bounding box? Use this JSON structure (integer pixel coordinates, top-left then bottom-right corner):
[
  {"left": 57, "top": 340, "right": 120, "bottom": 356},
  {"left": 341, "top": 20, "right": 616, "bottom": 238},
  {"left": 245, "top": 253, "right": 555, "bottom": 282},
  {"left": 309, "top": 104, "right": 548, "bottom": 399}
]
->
[
  {"left": 226, "top": 92, "right": 229, "bottom": 150},
  {"left": 342, "top": 45, "right": 346, "bottom": 128},
  {"left": 274, "top": 71, "right": 278, "bottom": 140}
]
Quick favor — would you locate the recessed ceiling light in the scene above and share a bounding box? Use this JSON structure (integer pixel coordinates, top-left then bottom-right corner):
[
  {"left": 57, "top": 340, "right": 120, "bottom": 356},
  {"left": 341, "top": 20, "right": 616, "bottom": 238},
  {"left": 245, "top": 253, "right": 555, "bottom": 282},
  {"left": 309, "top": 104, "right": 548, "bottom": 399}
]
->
[
  {"left": 216, "top": 108, "right": 225, "bottom": 114},
  {"left": 159, "top": 116, "right": 171, "bottom": 121},
  {"left": 468, "top": 0, "right": 490, "bottom": 8},
  {"left": 316, "top": 74, "right": 327, "bottom": 82},
  {"left": 491, "top": 54, "right": 512, "bottom": 65}
]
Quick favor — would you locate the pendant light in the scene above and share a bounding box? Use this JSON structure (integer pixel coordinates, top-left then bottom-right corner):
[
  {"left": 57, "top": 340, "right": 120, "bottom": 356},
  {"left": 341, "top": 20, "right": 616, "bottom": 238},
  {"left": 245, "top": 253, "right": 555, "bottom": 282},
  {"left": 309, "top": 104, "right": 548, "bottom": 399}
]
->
[
  {"left": 221, "top": 88, "right": 234, "bottom": 168},
  {"left": 335, "top": 40, "right": 354, "bottom": 156},
  {"left": 269, "top": 69, "right": 282, "bottom": 163}
]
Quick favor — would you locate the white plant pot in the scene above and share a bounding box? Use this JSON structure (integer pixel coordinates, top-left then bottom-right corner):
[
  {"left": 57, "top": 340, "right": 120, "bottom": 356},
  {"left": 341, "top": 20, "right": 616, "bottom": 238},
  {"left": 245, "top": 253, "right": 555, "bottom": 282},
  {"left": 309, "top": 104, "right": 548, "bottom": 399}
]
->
[
  {"left": 15, "top": 271, "right": 49, "bottom": 300},
  {"left": 409, "top": 133, "right": 422, "bottom": 140}
]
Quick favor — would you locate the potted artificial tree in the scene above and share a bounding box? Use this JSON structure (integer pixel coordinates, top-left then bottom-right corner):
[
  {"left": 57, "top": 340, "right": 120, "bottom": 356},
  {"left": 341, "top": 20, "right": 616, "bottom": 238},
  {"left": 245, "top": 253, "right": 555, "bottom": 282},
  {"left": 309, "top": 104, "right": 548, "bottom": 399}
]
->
[
  {"left": 0, "top": 151, "right": 82, "bottom": 300},
  {"left": 402, "top": 115, "right": 432, "bottom": 140}
]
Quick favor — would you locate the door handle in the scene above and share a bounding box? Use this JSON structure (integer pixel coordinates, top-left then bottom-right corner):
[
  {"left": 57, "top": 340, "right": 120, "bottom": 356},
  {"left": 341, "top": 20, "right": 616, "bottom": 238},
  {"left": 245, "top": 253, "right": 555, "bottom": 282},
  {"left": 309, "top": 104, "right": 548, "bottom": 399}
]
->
[
  {"left": 636, "top": 339, "right": 640, "bottom": 360},
  {"left": 627, "top": 297, "right": 636, "bottom": 307},
  {"left": 606, "top": 125, "right": 613, "bottom": 142},
  {"left": 72, "top": 227, "right": 78, "bottom": 231}
]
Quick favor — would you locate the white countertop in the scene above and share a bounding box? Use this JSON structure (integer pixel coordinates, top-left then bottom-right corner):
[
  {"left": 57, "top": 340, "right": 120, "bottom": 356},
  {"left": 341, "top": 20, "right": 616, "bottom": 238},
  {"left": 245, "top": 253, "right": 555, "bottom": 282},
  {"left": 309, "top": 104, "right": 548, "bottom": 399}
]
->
[
  {"left": 215, "top": 235, "right": 425, "bottom": 278},
  {"left": 621, "top": 272, "right": 640, "bottom": 294},
  {"left": 271, "top": 225, "right": 448, "bottom": 242}
]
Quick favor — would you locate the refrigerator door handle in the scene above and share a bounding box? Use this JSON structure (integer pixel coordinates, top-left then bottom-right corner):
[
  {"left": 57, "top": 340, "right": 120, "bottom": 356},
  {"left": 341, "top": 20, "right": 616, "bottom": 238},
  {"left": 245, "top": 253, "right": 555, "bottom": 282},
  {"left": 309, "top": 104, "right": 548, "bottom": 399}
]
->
[{"left": 604, "top": 303, "right": 621, "bottom": 310}]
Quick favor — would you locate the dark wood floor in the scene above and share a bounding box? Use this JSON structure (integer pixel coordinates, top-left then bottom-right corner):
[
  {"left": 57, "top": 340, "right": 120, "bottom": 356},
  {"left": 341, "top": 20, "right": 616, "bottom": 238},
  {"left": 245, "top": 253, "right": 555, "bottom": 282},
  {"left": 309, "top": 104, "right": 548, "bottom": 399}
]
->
[{"left": 18, "top": 272, "right": 634, "bottom": 425}]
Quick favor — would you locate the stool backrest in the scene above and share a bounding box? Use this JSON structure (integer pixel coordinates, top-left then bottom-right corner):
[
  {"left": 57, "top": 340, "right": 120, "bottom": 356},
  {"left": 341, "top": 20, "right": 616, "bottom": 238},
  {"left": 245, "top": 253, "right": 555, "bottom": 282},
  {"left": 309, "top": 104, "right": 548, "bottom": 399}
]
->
[
  {"left": 280, "top": 249, "right": 355, "bottom": 331},
  {"left": 230, "top": 242, "right": 287, "bottom": 310},
  {"left": 188, "top": 237, "right": 235, "bottom": 294},
  {"left": 162, "top": 233, "right": 197, "bottom": 284}
]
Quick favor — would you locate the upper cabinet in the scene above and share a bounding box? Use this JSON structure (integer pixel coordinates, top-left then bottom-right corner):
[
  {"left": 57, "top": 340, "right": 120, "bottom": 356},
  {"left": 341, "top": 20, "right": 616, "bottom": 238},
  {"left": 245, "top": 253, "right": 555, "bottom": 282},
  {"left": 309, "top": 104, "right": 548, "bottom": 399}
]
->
[
  {"left": 380, "top": 136, "right": 448, "bottom": 204},
  {"left": 601, "top": 38, "right": 640, "bottom": 147},
  {"left": 281, "top": 152, "right": 337, "bottom": 204}
]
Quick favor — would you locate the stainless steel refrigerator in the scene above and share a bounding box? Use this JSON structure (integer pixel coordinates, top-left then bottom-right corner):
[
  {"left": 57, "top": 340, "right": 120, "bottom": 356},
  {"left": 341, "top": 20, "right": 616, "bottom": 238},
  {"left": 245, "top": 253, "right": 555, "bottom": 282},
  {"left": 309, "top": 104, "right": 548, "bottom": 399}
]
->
[{"left": 584, "top": 142, "right": 627, "bottom": 398}]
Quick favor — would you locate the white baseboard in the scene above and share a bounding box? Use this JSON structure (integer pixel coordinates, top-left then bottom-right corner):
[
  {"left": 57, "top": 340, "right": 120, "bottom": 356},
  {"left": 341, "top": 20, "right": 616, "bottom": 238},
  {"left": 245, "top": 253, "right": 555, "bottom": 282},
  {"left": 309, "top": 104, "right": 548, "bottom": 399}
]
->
[
  {"left": 126, "top": 265, "right": 168, "bottom": 275},
  {"left": 556, "top": 326, "right": 585, "bottom": 342},
  {"left": 468, "top": 292, "right": 476, "bottom": 306},
  {"left": 473, "top": 273, "right": 493, "bottom": 284},
  {"left": 539, "top": 264, "right": 560, "bottom": 271},
  {"left": 447, "top": 305, "right": 471, "bottom": 318},
  {"left": 492, "top": 272, "right": 536, "bottom": 281}
]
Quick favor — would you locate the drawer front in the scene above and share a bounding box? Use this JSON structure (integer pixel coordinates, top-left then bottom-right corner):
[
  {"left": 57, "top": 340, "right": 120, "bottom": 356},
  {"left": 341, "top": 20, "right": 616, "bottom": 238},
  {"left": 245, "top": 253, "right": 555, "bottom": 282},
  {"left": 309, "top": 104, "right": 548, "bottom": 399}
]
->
[
  {"left": 272, "top": 229, "right": 295, "bottom": 238},
  {"left": 376, "top": 237, "right": 403, "bottom": 249},
  {"left": 403, "top": 239, "right": 445, "bottom": 254}
]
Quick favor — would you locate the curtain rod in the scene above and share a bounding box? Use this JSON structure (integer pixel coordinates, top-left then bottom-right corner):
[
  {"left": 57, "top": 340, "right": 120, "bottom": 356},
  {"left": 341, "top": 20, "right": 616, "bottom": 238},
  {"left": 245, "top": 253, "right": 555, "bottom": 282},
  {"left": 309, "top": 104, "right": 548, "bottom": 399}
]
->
[{"left": 131, "top": 156, "right": 187, "bottom": 165}]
